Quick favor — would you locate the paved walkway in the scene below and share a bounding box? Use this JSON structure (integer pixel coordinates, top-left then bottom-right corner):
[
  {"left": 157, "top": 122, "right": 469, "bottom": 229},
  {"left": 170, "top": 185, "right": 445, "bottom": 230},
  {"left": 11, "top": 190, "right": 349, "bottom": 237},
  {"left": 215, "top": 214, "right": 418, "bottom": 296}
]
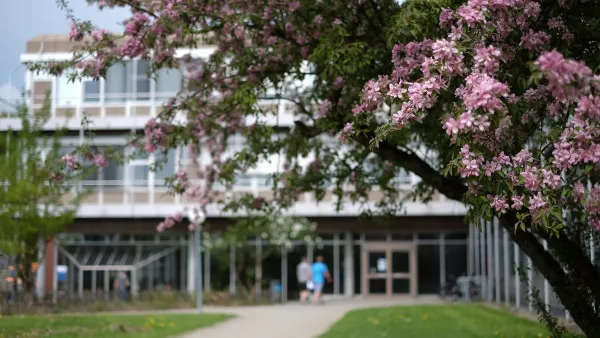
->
[{"left": 177, "top": 296, "right": 441, "bottom": 338}]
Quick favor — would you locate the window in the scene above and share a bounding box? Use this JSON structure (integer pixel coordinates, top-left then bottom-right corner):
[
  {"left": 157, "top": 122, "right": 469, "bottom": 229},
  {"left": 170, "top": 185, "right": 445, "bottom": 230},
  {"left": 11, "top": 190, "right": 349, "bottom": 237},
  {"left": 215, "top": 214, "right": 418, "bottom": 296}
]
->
[
  {"left": 133, "top": 165, "right": 149, "bottom": 187},
  {"left": 234, "top": 174, "right": 251, "bottom": 187},
  {"left": 256, "top": 174, "right": 273, "bottom": 188},
  {"left": 83, "top": 80, "right": 100, "bottom": 102},
  {"left": 156, "top": 68, "right": 182, "bottom": 102},
  {"left": 101, "top": 148, "right": 125, "bottom": 187},
  {"left": 135, "top": 60, "right": 151, "bottom": 101},
  {"left": 56, "top": 75, "right": 79, "bottom": 106},
  {"left": 105, "top": 63, "right": 128, "bottom": 102},
  {"left": 154, "top": 150, "right": 176, "bottom": 186},
  {"left": 394, "top": 169, "right": 412, "bottom": 185}
]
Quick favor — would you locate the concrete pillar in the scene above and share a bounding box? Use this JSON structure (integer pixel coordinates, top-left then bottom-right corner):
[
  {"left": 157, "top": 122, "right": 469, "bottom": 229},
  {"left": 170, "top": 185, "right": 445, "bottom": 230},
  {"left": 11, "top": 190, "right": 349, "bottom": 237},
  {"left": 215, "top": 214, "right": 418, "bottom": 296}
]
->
[
  {"left": 91, "top": 271, "right": 97, "bottom": 298},
  {"left": 514, "top": 243, "right": 520, "bottom": 309},
  {"left": 527, "top": 256, "right": 533, "bottom": 312},
  {"left": 343, "top": 232, "right": 354, "bottom": 297},
  {"left": 474, "top": 223, "right": 480, "bottom": 277},
  {"left": 543, "top": 240, "right": 549, "bottom": 311},
  {"left": 494, "top": 218, "right": 501, "bottom": 304},
  {"left": 333, "top": 234, "right": 340, "bottom": 295},
  {"left": 36, "top": 242, "right": 46, "bottom": 298},
  {"left": 187, "top": 234, "right": 195, "bottom": 294},
  {"left": 281, "top": 245, "right": 288, "bottom": 302},
  {"left": 229, "top": 243, "right": 236, "bottom": 296},
  {"left": 503, "top": 229, "right": 509, "bottom": 306},
  {"left": 486, "top": 220, "right": 493, "bottom": 302},
  {"left": 468, "top": 225, "right": 473, "bottom": 277},
  {"left": 180, "top": 245, "right": 186, "bottom": 292},
  {"left": 78, "top": 269, "right": 84, "bottom": 299},
  {"left": 255, "top": 236, "right": 262, "bottom": 299},
  {"left": 104, "top": 270, "right": 109, "bottom": 300},
  {"left": 440, "top": 233, "right": 446, "bottom": 293},
  {"left": 204, "top": 248, "right": 211, "bottom": 291}
]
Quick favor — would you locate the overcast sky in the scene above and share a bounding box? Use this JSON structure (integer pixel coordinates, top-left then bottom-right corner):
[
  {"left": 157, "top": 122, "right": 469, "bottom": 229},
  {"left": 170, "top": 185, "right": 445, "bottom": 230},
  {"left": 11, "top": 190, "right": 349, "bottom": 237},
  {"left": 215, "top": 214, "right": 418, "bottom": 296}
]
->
[{"left": 0, "top": 0, "right": 128, "bottom": 111}]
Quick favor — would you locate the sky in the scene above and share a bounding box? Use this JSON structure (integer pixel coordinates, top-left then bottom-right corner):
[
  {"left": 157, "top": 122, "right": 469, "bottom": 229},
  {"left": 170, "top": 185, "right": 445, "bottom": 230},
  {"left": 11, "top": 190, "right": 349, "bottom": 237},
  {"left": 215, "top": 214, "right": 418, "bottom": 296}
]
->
[{"left": 0, "top": 0, "right": 129, "bottom": 111}]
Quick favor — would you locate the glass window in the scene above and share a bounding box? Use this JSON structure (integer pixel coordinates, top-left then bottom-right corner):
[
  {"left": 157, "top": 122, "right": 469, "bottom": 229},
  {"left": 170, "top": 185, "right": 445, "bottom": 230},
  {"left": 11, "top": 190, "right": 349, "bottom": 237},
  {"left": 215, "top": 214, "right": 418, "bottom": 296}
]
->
[
  {"left": 394, "top": 169, "right": 412, "bottom": 185},
  {"left": 155, "top": 150, "right": 176, "bottom": 186},
  {"left": 256, "top": 175, "right": 273, "bottom": 188},
  {"left": 234, "top": 174, "right": 251, "bottom": 187},
  {"left": 83, "top": 81, "right": 100, "bottom": 102},
  {"left": 102, "top": 157, "right": 124, "bottom": 187},
  {"left": 56, "top": 75, "right": 80, "bottom": 106},
  {"left": 133, "top": 165, "right": 149, "bottom": 187},
  {"left": 135, "top": 60, "right": 151, "bottom": 101},
  {"left": 105, "top": 63, "right": 128, "bottom": 102},
  {"left": 156, "top": 68, "right": 182, "bottom": 102}
]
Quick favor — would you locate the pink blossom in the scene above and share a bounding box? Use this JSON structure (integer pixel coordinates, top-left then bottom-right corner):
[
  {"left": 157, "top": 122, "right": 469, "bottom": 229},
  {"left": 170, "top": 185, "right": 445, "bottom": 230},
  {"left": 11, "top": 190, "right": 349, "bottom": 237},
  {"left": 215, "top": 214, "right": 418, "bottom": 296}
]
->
[
  {"left": 61, "top": 154, "right": 78, "bottom": 170},
  {"left": 157, "top": 222, "right": 165, "bottom": 232},
  {"left": 338, "top": 122, "right": 354, "bottom": 142},
  {"left": 512, "top": 150, "right": 533, "bottom": 166},
  {"left": 288, "top": 1, "right": 301, "bottom": 12},
  {"left": 573, "top": 182, "right": 586, "bottom": 201},
  {"left": 333, "top": 76, "right": 345, "bottom": 89},
  {"left": 541, "top": 169, "right": 561, "bottom": 190},
  {"left": 488, "top": 194, "right": 509, "bottom": 213},
  {"left": 439, "top": 8, "right": 454, "bottom": 30},
  {"left": 318, "top": 100, "right": 331, "bottom": 117},
  {"left": 457, "top": 4, "right": 485, "bottom": 27},
  {"left": 314, "top": 15, "right": 323, "bottom": 26},
  {"left": 332, "top": 19, "right": 343, "bottom": 27},
  {"left": 521, "top": 30, "right": 551, "bottom": 51},
  {"left": 529, "top": 192, "right": 548, "bottom": 214},
  {"left": 473, "top": 45, "right": 502, "bottom": 74},
  {"left": 511, "top": 195, "right": 525, "bottom": 210},
  {"left": 521, "top": 166, "right": 541, "bottom": 191},
  {"left": 93, "top": 154, "right": 108, "bottom": 168},
  {"left": 458, "top": 73, "right": 509, "bottom": 113}
]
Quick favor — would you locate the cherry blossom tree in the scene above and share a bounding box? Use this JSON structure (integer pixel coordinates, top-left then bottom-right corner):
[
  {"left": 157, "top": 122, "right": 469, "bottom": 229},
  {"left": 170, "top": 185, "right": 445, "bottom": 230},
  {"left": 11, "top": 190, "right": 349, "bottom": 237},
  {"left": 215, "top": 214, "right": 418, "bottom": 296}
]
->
[{"left": 41, "top": 0, "right": 600, "bottom": 334}]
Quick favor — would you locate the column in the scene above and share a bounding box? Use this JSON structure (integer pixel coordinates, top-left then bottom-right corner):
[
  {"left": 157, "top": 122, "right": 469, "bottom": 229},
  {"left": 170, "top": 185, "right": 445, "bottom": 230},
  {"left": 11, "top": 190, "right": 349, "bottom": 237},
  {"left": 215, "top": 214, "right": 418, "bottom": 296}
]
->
[
  {"left": 486, "top": 220, "right": 493, "bottom": 302},
  {"left": 180, "top": 244, "right": 186, "bottom": 292},
  {"left": 514, "top": 243, "right": 520, "bottom": 309},
  {"left": 229, "top": 243, "right": 236, "bottom": 296},
  {"left": 474, "top": 223, "right": 480, "bottom": 277},
  {"left": 333, "top": 234, "right": 340, "bottom": 295},
  {"left": 36, "top": 242, "right": 46, "bottom": 298},
  {"left": 51, "top": 240, "right": 58, "bottom": 304},
  {"left": 343, "top": 232, "right": 354, "bottom": 297},
  {"left": 78, "top": 269, "right": 84, "bottom": 299},
  {"left": 204, "top": 248, "right": 211, "bottom": 291},
  {"left": 527, "top": 256, "right": 533, "bottom": 312},
  {"left": 543, "top": 240, "right": 549, "bottom": 311},
  {"left": 91, "top": 271, "right": 97, "bottom": 298},
  {"left": 503, "top": 230, "right": 509, "bottom": 306},
  {"left": 104, "top": 270, "right": 110, "bottom": 300},
  {"left": 494, "top": 218, "right": 501, "bottom": 304},
  {"left": 255, "top": 236, "right": 262, "bottom": 299},
  {"left": 149, "top": 260, "right": 154, "bottom": 292},
  {"left": 132, "top": 268, "right": 138, "bottom": 298},
  {"left": 68, "top": 260, "right": 74, "bottom": 299},
  {"left": 187, "top": 235, "right": 195, "bottom": 294},
  {"left": 468, "top": 225, "right": 474, "bottom": 277},
  {"left": 439, "top": 233, "right": 446, "bottom": 294},
  {"left": 281, "top": 245, "right": 288, "bottom": 302}
]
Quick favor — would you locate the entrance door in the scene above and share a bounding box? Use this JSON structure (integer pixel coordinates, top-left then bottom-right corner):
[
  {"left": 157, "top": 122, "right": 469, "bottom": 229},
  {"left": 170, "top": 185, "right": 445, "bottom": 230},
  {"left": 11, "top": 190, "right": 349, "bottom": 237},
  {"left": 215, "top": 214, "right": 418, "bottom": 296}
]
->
[{"left": 362, "top": 242, "right": 417, "bottom": 296}]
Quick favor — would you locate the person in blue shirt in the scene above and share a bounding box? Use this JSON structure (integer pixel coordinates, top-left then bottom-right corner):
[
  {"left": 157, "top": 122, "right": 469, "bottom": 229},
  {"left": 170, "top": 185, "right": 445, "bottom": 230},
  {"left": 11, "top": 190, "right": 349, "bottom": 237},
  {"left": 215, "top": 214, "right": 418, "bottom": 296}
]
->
[{"left": 311, "top": 255, "right": 331, "bottom": 304}]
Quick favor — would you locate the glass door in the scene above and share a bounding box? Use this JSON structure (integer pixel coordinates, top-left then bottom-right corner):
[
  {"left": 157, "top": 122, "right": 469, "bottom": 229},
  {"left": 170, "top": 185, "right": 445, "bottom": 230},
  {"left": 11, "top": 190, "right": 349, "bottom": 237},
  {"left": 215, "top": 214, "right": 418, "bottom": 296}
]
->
[{"left": 363, "top": 242, "right": 417, "bottom": 296}]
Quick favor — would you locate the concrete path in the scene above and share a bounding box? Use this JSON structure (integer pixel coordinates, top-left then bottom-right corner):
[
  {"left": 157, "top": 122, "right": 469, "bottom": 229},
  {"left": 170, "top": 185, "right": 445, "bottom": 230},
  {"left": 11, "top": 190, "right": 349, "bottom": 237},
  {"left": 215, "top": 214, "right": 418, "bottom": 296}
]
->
[{"left": 177, "top": 296, "right": 441, "bottom": 338}]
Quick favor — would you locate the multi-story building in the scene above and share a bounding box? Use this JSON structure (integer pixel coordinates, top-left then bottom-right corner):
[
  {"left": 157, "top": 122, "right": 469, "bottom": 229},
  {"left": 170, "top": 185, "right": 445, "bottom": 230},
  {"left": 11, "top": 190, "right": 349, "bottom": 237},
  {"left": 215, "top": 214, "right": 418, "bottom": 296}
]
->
[{"left": 1, "top": 34, "right": 471, "bottom": 301}]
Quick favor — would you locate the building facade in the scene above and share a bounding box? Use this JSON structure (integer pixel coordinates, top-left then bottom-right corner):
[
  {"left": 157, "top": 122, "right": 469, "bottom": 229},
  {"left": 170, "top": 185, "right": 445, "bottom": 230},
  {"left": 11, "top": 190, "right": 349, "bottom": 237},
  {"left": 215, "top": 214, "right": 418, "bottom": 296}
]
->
[{"left": 1, "top": 35, "right": 471, "bottom": 301}]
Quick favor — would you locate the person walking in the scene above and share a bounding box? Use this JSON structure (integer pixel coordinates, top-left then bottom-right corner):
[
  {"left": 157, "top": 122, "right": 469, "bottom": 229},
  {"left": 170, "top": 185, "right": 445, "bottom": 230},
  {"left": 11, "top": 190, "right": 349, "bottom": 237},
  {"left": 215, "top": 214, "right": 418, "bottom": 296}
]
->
[
  {"left": 311, "top": 256, "right": 331, "bottom": 304},
  {"left": 114, "top": 271, "right": 130, "bottom": 301},
  {"left": 296, "top": 257, "right": 311, "bottom": 302}
]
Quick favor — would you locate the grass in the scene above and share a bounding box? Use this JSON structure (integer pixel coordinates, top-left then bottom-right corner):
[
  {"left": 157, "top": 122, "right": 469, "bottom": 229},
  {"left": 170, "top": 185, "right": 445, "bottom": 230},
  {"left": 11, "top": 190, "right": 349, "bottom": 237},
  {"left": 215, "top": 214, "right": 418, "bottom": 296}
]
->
[
  {"left": 0, "top": 313, "right": 232, "bottom": 338},
  {"left": 320, "top": 304, "right": 578, "bottom": 338}
]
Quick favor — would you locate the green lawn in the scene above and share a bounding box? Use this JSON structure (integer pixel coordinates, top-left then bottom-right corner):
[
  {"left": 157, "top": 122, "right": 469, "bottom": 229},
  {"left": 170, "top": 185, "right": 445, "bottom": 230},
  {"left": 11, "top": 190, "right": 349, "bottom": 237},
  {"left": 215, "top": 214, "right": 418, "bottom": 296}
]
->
[
  {"left": 320, "top": 304, "right": 574, "bottom": 338},
  {"left": 0, "top": 313, "right": 232, "bottom": 338}
]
